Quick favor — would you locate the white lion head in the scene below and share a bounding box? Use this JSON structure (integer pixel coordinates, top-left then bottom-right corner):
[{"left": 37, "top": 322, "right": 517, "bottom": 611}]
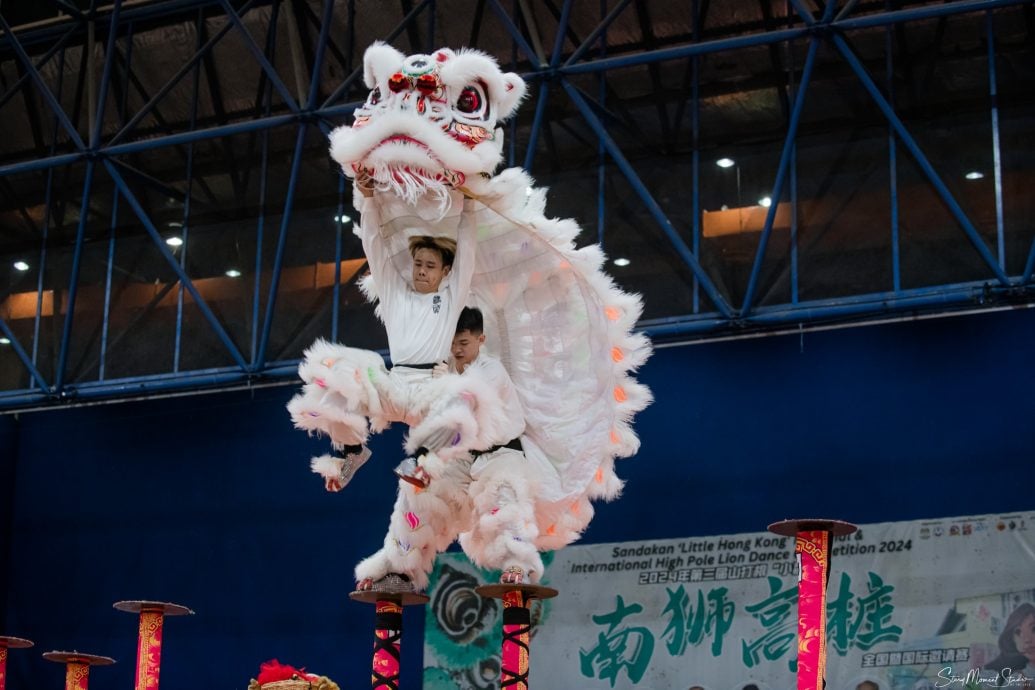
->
[{"left": 329, "top": 43, "right": 526, "bottom": 204}]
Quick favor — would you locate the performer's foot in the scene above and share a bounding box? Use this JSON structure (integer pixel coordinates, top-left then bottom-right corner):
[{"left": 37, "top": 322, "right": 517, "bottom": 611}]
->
[
  {"left": 500, "top": 566, "right": 530, "bottom": 585},
  {"left": 393, "top": 457, "right": 430, "bottom": 489},
  {"left": 355, "top": 573, "right": 416, "bottom": 594},
  {"left": 323, "top": 444, "right": 370, "bottom": 492}
]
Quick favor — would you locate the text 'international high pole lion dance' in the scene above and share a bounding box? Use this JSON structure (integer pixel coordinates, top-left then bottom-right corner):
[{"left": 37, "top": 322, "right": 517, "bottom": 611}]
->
[{"left": 288, "top": 41, "right": 652, "bottom": 596}]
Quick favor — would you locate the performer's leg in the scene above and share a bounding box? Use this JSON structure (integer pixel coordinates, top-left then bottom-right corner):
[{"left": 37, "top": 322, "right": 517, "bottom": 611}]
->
[
  {"left": 459, "top": 450, "right": 543, "bottom": 584},
  {"left": 290, "top": 341, "right": 410, "bottom": 433},
  {"left": 355, "top": 452, "right": 473, "bottom": 591}
]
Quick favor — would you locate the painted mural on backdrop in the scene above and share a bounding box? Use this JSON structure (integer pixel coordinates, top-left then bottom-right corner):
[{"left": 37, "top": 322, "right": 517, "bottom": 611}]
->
[
  {"left": 423, "top": 512, "right": 1035, "bottom": 690},
  {"left": 422, "top": 553, "right": 556, "bottom": 689}
]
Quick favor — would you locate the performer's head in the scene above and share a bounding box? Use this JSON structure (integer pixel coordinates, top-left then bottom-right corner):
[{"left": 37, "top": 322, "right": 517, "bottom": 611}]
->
[
  {"left": 408, "top": 235, "right": 456, "bottom": 294},
  {"left": 452, "top": 307, "right": 486, "bottom": 373}
]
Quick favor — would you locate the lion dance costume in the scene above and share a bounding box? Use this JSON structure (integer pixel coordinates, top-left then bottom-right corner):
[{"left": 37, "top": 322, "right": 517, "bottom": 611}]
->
[{"left": 288, "top": 42, "right": 652, "bottom": 592}]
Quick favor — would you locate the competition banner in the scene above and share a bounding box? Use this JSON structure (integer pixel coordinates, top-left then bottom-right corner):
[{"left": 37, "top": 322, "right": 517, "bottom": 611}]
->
[{"left": 423, "top": 512, "right": 1034, "bottom": 690}]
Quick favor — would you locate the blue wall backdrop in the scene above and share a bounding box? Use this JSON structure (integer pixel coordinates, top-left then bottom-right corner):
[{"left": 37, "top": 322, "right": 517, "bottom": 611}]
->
[{"left": 3, "top": 307, "right": 1034, "bottom": 689}]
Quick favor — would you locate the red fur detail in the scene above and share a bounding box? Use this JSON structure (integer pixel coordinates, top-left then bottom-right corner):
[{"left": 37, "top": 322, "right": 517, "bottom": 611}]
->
[{"left": 257, "top": 660, "right": 312, "bottom": 684}]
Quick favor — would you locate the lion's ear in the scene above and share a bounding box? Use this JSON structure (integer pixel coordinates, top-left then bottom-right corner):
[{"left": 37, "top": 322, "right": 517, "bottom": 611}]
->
[
  {"left": 495, "top": 72, "right": 527, "bottom": 121},
  {"left": 363, "top": 41, "right": 406, "bottom": 89}
]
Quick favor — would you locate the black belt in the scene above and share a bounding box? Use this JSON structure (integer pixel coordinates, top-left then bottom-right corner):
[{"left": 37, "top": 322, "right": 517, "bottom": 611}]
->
[
  {"left": 388, "top": 361, "right": 440, "bottom": 370},
  {"left": 470, "top": 437, "right": 523, "bottom": 459}
]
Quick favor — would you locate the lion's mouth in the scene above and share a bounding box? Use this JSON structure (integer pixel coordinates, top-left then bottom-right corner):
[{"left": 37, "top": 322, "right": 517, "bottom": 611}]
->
[{"left": 363, "top": 134, "right": 444, "bottom": 166}]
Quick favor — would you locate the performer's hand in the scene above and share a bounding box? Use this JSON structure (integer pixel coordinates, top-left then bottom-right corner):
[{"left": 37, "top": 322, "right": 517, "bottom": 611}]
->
[
  {"left": 353, "top": 166, "right": 375, "bottom": 197},
  {"left": 432, "top": 362, "right": 449, "bottom": 378}
]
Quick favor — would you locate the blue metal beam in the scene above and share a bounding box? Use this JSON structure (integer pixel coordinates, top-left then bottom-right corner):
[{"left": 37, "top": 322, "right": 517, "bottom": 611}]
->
[
  {"left": 640, "top": 280, "right": 1032, "bottom": 339},
  {"left": 740, "top": 38, "right": 819, "bottom": 317},
  {"left": 835, "top": 0, "right": 864, "bottom": 22},
  {"left": 0, "top": 24, "right": 78, "bottom": 113},
  {"left": 54, "top": 161, "right": 96, "bottom": 391},
  {"left": 986, "top": 11, "right": 1006, "bottom": 270},
  {"left": 106, "top": 113, "right": 297, "bottom": 155},
  {"left": 835, "top": 0, "right": 1030, "bottom": 30},
  {"left": 562, "top": 26, "right": 809, "bottom": 75},
  {"left": 562, "top": 0, "right": 632, "bottom": 68},
  {"left": 3, "top": 276, "right": 1029, "bottom": 410},
  {"left": 321, "top": 0, "right": 433, "bottom": 109},
  {"left": 550, "top": 0, "right": 574, "bottom": 66},
  {"left": 787, "top": 0, "right": 816, "bottom": 25},
  {"left": 173, "top": 13, "right": 206, "bottom": 374},
  {"left": 487, "top": 0, "right": 543, "bottom": 67},
  {"left": 0, "top": 13, "right": 86, "bottom": 150},
  {"left": 107, "top": 0, "right": 258, "bottom": 146},
  {"left": 523, "top": 81, "right": 551, "bottom": 172},
  {"left": 1023, "top": 239, "right": 1035, "bottom": 285},
  {"left": 1, "top": 0, "right": 221, "bottom": 51},
  {"left": 886, "top": 19, "right": 901, "bottom": 293},
  {"left": 217, "top": 0, "right": 299, "bottom": 113},
  {"left": 254, "top": 123, "right": 308, "bottom": 371},
  {"left": 103, "top": 160, "right": 249, "bottom": 371},
  {"left": 306, "top": 0, "right": 336, "bottom": 110},
  {"left": 100, "top": 189, "right": 118, "bottom": 381},
  {"left": 561, "top": 78, "right": 734, "bottom": 318},
  {"left": 90, "top": 0, "right": 122, "bottom": 148},
  {"left": 831, "top": 33, "right": 1010, "bottom": 286},
  {"left": 0, "top": 318, "right": 50, "bottom": 392}
]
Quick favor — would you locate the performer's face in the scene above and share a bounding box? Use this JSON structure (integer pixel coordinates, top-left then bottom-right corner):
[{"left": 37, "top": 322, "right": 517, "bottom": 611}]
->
[
  {"left": 451, "top": 330, "right": 485, "bottom": 373},
  {"left": 412, "top": 247, "right": 451, "bottom": 294}
]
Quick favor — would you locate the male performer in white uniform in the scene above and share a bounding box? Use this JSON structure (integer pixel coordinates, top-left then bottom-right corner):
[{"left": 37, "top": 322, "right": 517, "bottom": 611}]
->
[
  {"left": 290, "top": 185, "right": 476, "bottom": 492},
  {"left": 450, "top": 307, "right": 543, "bottom": 586}
]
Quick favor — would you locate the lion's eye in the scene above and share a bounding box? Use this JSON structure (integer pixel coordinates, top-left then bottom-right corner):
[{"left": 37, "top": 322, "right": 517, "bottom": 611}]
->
[
  {"left": 368, "top": 87, "right": 382, "bottom": 105},
  {"left": 456, "top": 86, "right": 484, "bottom": 115}
]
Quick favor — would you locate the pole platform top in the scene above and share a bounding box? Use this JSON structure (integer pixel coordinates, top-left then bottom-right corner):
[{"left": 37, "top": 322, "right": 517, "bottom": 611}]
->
[
  {"left": 42, "top": 651, "right": 116, "bottom": 666},
  {"left": 349, "top": 590, "right": 430, "bottom": 606},
  {"left": 475, "top": 583, "right": 559, "bottom": 601},
  {"left": 113, "top": 600, "right": 194, "bottom": 616},
  {"left": 768, "top": 518, "right": 858, "bottom": 537},
  {"left": 0, "top": 636, "right": 34, "bottom": 648}
]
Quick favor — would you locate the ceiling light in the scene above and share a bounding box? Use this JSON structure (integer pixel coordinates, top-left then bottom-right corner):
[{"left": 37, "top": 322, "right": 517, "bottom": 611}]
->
[
  {"left": 964, "top": 171, "right": 984, "bottom": 180},
  {"left": 716, "top": 158, "right": 735, "bottom": 168},
  {"left": 613, "top": 258, "right": 631, "bottom": 267},
  {"left": 334, "top": 215, "right": 353, "bottom": 224},
  {"left": 13, "top": 260, "right": 30, "bottom": 271},
  {"left": 0, "top": 337, "right": 10, "bottom": 345},
  {"left": 225, "top": 269, "right": 241, "bottom": 278},
  {"left": 165, "top": 236, "right": 183, "bottom": 247},
  {"left": 167, "top": 221, "right": 183, "bottom": 228},
  {"left": 759, "top": 196, "right": 772, "bottom": 208}
]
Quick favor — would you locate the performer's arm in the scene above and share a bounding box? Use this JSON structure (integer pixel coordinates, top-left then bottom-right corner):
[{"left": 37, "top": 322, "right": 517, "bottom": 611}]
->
[
  {"left": 357, "top": 195, "right": 405, "bottom": 304},
  {"left": 449, "top": 218, "right": 477, "bottom": 319}
]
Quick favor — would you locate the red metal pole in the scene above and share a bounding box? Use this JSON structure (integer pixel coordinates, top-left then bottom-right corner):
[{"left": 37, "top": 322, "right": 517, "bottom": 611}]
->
[
  {"left": 42, "top": 651, "right": 115, "bottom": 690},
  {"left": 476, "top": 583, "right": 558, "bottom": 689},
  {"left": 0, "top": 637, "right": 34, "bottom": 690},
  {"left": 350, "top": 584, "right": 429, "bottom": 690},
  {"left": 371, "top": 599, "right": 403, "bottom": 690},
  {"left": 769, "top": 519, "right": 857, "bottom": 690},
  {"left": 113, "top": 600, "right": 193, "bottom": 690}
]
